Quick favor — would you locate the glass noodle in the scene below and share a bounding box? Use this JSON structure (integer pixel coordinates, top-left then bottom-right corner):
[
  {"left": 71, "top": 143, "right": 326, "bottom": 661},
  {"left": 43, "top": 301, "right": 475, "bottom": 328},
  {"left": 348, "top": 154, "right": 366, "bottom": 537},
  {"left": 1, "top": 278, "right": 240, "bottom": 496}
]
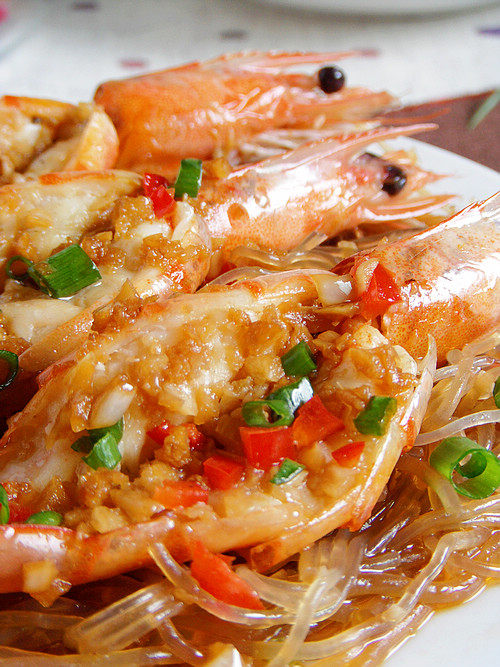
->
[{"left": 0, "top": 234, "right": 498, "bottom": 665}]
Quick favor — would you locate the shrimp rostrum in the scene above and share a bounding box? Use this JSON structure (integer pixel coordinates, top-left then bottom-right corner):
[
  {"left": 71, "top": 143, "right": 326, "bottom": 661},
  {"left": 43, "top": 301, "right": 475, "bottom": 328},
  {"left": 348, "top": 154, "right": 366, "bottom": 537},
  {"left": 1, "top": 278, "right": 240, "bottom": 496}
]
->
[{"left": 0, "top": 195, "right": 498, "bottom": 601}]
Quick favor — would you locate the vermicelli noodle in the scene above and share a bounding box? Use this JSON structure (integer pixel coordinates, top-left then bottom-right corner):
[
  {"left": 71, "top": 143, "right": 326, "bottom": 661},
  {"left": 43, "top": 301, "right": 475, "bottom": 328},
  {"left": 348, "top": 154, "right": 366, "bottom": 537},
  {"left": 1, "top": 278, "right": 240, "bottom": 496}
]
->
[{"left": 0, "top": 247, "right": 498, "bottom": 665}]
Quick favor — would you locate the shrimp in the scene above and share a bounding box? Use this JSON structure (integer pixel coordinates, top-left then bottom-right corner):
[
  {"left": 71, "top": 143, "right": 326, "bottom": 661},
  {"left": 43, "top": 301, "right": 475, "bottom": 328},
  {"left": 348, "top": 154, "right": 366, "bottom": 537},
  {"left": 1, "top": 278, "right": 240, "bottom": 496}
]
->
[
  {"left": 197, "top": 124, "right": 452, "bottom": 256},
  {"left": 0, "top": 170, "right": 210, "bottom": 434},
  {"left": 0, "top": 196, "right": 498, "bottom": 596},
  {"left": 338, "top": 193, "right": 500, "bottom": 364},
  {"left": 94, "top": 51, "right": 395, "bottom": 178},
  {"left": 0, "top": 96, "right": 118, "bottom": 184},
  {"left": 0, "top": 170, "right": 141, "bottom": 276},
  {"left": 0, "top": 123, "right": 450, "bottom": 370},
  {"left": 0, "top": 172, "right": 210, "bottom": 373}
]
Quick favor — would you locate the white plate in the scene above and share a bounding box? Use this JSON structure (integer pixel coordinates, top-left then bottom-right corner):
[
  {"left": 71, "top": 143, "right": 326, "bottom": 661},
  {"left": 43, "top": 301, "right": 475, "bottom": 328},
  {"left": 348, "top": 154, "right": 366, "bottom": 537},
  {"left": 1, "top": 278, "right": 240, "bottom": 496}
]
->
[
  {"left": 370, "top": 139, "right": 500, "bottom": 665},
  {"left": 257, "top": 0, "right": 500, "bottom": 15}
]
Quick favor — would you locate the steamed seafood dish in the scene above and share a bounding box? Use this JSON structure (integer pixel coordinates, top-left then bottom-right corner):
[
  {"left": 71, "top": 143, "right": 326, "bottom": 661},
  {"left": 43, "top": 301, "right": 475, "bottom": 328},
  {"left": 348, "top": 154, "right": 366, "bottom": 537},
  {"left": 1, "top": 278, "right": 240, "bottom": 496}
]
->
[{"left": 0, "top": 51, "right": 498, "bottom": 665}]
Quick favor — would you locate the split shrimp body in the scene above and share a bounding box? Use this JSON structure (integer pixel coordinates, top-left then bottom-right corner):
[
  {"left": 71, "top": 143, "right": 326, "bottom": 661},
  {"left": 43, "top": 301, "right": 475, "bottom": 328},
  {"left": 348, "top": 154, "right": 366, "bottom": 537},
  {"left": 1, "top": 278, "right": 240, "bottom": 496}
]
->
[
  {"left": 197, "top": 124, "right": 451, "bottom": 255},
  {"left": 0, "top": 270, "right": 425, "bottom": 597},
  {"left": 0, "top": 170, "right": 141, "bottom": 273},
  {"left": 0, "top": 171, "right": 211, "bottom": 374},
  {"left": 94, "top": 51, "right": 395, "bottom": 178},
  {"left": 0, "top": 96, "right": 118, "bottom": 184}
]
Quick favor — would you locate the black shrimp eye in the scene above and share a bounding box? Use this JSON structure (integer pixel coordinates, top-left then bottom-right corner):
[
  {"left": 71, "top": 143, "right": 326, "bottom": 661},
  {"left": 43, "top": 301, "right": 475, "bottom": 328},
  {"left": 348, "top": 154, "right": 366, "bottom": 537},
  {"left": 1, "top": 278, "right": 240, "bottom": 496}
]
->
[
  {"left": 318, "top": 66, "right": 345, "bottom": 94},
  {"left": 382, "top": 164, "right": 407, "bottom": 196}
]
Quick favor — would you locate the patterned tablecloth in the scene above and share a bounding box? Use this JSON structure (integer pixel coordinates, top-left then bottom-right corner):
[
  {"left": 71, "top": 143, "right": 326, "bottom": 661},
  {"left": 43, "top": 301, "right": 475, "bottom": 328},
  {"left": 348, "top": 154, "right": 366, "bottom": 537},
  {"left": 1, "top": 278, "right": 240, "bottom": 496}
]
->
[{"left": 0, "top": 0, "right": 498, "bottom": 168}]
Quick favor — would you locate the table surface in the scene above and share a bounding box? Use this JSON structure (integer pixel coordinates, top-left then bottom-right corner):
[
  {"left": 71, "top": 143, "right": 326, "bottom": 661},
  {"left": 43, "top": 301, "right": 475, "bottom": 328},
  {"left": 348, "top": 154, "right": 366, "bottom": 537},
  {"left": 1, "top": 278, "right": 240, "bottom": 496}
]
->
[{"left": 0, "top": 0, "right": 499, "bottom": 103}]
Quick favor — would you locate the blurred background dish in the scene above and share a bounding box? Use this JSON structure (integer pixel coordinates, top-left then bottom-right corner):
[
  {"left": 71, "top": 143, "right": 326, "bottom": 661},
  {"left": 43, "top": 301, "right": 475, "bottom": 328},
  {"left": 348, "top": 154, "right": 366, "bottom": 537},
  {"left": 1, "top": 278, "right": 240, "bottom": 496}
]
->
[{"left": 259, "top": 0, "right": 500, "bottom": 15}]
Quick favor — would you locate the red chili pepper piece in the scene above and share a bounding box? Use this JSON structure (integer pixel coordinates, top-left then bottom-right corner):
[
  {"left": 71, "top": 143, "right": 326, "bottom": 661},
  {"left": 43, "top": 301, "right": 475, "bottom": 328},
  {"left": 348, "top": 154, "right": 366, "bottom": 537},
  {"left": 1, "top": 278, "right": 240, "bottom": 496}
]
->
[
  {"left": 203, "top": 454, "right": 245, "bottom": 490},
  {"left": 143, "top": 173, "right": 167, "bottom": 195},
  {"left": 240, "top": 426, "right": 295, "bottom": 471},
  {"left": 8, "top": 500, "right": 32, "bottom": 523},
  {"left": 142, "top": 172, "right": 175, "bottom": 218},
  {"left": 332, "top": 441, "right": 365, "bottom": 467},
  {"left": 147, "top": 420, "right": 206, "bottom": 450},
  {"left": 190, "top": 541, "right": 264, "bottom": 610},
  {"left": 292, "top": 395, "right": 344, "bottom": 448},
  {"left": 147, "top": 420, "right": 171, "bottom": 446},
  {"left": 153, "top": 481, "right": 208, "bottom": 509},
  {"left": 360, "top": 264, "right": 400, "bottom": 320},
  {"left": 185, "top": 423, "right": 206, "bottom": 451}
]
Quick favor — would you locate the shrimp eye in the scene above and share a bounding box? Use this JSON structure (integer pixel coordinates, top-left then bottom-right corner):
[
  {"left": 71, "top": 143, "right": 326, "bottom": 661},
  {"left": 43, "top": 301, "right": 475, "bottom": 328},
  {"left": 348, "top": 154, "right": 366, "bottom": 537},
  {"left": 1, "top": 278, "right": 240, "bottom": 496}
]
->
[
  {"left": 382, "top": 164, "right": 407, "bottom": 196},
  {"left": 318, "top": 66, "right": 345, "bottom": 94}
]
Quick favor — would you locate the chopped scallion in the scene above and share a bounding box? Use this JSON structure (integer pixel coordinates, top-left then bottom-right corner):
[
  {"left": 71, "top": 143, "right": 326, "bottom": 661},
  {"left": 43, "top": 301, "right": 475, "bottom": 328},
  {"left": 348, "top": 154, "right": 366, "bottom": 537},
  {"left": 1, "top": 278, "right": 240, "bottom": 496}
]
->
[
  {"left": 242, "top": 398, "right": 293, "bottom": 428},
  {"left": 281, "top": 341, "right": 317, "bottom": 377},
  {"left": 72, "top": 418, "right": 124, "bottom": 470},
  {"left": 0, "top": 350, "right": 19, "bottom": 390},
  {"left": 354, "top": 396, "right": 397, "bottom": 436},
  {"left": 5, "top": 255, "right": 34, "bottom": 283},
  {"left": 25, "top": 510, "right": 63, "bottom": 526},
  {"left": 71, "top": 435, "right": 94, "bottom": 454},
  {"left": 0, "top": 484, "right": 9, "bottom": 524},
  {"left": 87, "top": 419, "right": 124, "bottom": 443},
  {"left": 493, "top": 376, "right": 500, "bottom": 409},
  {"left": 271, "top": 458, "right": 304, "bottom": 485},
  {"left": 468, "top": 89, "right": 500, "bottom": 130},
  {"left": 430, "top": 436, "right": 500, "bottom": 499},
  {"left": 83, "top": 432, "right": 122, "bottom": 470},
  {"left": 242, "top": 378, "right": 314, "bottom": 428},
  {"left": 28, "top": 245, "right": 101, "bottom": 298},
  {"left": 174, "top": 158, "right": 203, "bottom": 198},
  {"left": 268, "top": 377, "right": 314, "bottom": 414}
]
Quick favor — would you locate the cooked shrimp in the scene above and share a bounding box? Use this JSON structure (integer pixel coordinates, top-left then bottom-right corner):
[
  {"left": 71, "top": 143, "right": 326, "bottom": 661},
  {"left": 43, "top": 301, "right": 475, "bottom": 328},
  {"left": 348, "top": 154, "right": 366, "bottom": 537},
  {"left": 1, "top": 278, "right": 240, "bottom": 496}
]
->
[
  {"left": 0, "top": 124, "right": 450, "bottom": 372},
  {"left": 0, "top": 96, "right": 118, "bottom": 184},
  {"left": 0, "top": 173, "right": 210, "bottom": 375},
  {"left": 0, "top": 196, "right": 497, "bottom": 596},
  {"left": 0, "top": 270, "right": 424, "bottom": 599},
  {"left": 0, "top": 170, "right": 140, "bottom": 277},
  {"left": 94, "top": 51, "right": 395, "bottom": 178},
  {"left": 339, "top": 193, "right": 500, "bottom": 364},
  {"left": 197, "top": 124, "right": 452, "bottom": 256}
]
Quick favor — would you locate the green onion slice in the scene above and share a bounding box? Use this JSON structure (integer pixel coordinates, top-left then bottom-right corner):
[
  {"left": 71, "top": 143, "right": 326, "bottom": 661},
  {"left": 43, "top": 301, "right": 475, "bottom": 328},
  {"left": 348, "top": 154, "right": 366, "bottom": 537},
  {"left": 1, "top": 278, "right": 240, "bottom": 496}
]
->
[
  {"left": 5, "top": 255, "right": 34, "bottom": 283},
  {"left": 28, "top": 245, "right": 101, "bottom": 298},
  {"left": 493, "top": 376, "right": 500, "bottom": 409},
  {"left": 241, "top": 378, "right": 314, "bottom": 428},
  {"left": 354, "top": 396, "right": 397, "bottom": 436},
  {"left": 0, "top": 484, "right": 9, "bottom": 524},
  {"left": 468, "top": 89, "right": 500, "bottom": 130},
  {"left": 281, "top": 341, "right": 317, "bottom": 377},
  {"left": 72, "top": 418, "right": 124, "bottom": 469},
  {"left": 430, "top": 436, "right": 500, "bottom": 499},
  {"left": 0, "top": 350, "right": 19, "bottom": 390},
  {"left": 87, "top": 419, "right": 124, "bottom": 443},
  {"left": 242, "top": 398, "right": 293, "bottom": 428},
  {"left": 268, "top": 377, "right": 314, "bottom": 413},
  {"left": 25, "top": 510, "right": 63, "bottom": 526},
  {"left": 83, "top": 432, "right": 122, "bottom": 470},
  {"left": 271, "top": 458, "right": 304, "bottom": 485},
  {"left": 174, "top": 158, "right": 203, "bottom": 198},
  {"left": 71, "top": 435, "right": 94, "bottom": 454}
]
